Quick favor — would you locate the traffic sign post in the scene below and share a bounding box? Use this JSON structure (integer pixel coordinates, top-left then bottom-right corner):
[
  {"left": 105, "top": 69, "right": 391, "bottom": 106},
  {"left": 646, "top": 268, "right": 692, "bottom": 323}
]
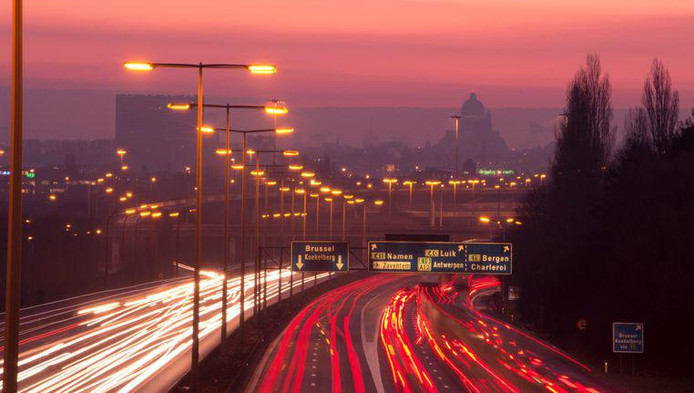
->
[
  {"left": 368, "top": 241, "right": 512, "bottom": 274},
  {"left": 613, "top": 322, "right": 644, "bottom": 353},
  {"left": 291, "top": 241, "right": 349, "bottom": 272}
]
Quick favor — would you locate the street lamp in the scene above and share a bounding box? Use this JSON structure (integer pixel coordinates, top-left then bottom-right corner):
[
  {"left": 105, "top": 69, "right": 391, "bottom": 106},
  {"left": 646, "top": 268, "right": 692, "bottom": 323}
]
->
[
  {"left": 116, "top": 149, "right": 127, "bottom": 165},
  {"left": 125, "top": 60, "right": 276, "bottom": 390},
  {"left": 172, "top": 102, "right": 287, "bottom": 337},
  {"left": 425, "top": 180, "right": 441, "bottom": 228},
  {"left": 402, "top": 180, "right": 415, "bottom": 210},
  {"left": 342, "top": 194, "right": 353, "bottom": 240},
  {"left": 448, "top": 180, "right": 461, "bottom": 208},
  {"left": 382, "top": 178, "right": 397, "bottom": 219},
  {"left": 449, "top": 115, "right": 462, "bottom": 176}
]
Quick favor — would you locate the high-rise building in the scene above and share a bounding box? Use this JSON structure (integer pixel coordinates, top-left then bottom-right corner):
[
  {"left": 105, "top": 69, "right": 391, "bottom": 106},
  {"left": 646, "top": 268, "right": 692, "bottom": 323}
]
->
[{"left": 115, "top": 94, "right": 197, "bottom": 173}]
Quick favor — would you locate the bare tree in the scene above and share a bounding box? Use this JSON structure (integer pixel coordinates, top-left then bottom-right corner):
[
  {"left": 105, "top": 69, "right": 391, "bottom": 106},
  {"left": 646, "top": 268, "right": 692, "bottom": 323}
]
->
[
  {"left": 643, "top": 58, "right": 679, "bottom": 152},
  {"left": 553, "top": 53, "right": 613, "bottom": 179}
]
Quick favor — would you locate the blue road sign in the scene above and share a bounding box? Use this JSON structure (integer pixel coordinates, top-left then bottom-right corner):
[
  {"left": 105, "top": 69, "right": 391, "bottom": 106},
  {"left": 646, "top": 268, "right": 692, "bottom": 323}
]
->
[
  {"left": 368, "top": 241, "right": 512, "bottom": 274},
  {"left": 291, "top": 241, "right": 349, "bottom": 272},
  {"left": 613, "top": 322, "right": 644, "bottom": 353}
]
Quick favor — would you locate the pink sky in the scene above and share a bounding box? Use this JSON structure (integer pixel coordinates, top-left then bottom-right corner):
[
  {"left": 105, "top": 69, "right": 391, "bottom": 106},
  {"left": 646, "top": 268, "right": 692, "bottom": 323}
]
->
[{"left": 1, "top": 0, "right": 693, "bottom": 107}]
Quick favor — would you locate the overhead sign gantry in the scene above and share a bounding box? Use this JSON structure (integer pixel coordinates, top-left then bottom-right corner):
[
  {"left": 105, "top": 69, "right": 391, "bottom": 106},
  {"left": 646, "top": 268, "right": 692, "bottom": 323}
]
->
[{"left": 368, "top": 241, "right": 512, "bottom": 274}]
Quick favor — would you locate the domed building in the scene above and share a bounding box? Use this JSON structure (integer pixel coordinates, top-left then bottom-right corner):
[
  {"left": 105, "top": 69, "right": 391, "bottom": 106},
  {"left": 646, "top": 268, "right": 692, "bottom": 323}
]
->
[{"left": 438, "top": 92, "right": 508, "bottom": 169}]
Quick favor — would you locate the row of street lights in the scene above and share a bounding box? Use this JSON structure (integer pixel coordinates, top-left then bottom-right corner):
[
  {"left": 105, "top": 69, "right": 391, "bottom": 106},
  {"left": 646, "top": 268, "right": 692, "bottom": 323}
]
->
[{"left": 123, "top": 60, "right": 281, "bottom": 390}]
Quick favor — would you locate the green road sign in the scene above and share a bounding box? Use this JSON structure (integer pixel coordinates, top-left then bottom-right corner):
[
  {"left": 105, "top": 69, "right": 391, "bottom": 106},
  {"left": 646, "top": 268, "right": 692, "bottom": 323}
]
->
[
  {"left": 368, "top": 241, "right": 512, "bottom": 274},
  {"left": 291, "top": 241, "right": 349, "bottom": 272}
]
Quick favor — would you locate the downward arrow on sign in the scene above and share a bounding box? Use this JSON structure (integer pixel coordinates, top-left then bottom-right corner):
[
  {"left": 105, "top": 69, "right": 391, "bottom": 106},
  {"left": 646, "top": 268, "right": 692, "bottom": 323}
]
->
[
  {"left": 296, "top": 255, "right": 304, "bottom": 270},
  {"left": 336, "top": 255, "right": 344, "bottom": 270}
]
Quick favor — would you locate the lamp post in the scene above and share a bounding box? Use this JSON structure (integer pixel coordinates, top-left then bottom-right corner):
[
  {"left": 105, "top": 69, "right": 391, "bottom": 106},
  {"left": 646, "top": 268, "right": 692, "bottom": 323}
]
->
[
  {"left": 382, "top": 178, "right": 397, "bottom": 219},
  {"left": 296, "top": 188, "right": 307, "bottom": 291},
  {"left": 125, "top": 60, "right": 276, "bottom": 391},
  {"left": 402, "top": 180, "right": 414, "bottom": 210},
  {"left": 425, "top": 180, "right": 441, "bottom": 229},
  {"left": 449, "top": 115, "right": 462, "bottom": 176},
  {"left": 439, "top": 184, "right": 445, "bottom": 228},
  {"left": 3, "top": 1, "right": 22, "bottom": 387},
  {"left": 224, "top": 130, "right": 293, "bottom": 323},
  {"left": 341, "top": 194, "right": 353, "bottom": 240},
  {"left": 171, "top": 102, "right": 286, "bottom": 339},
  {"left": 448, "top": 180, "right": 461, "bottom": 208},
  {"left": 250, "top": 155, "right": 300, "bottom": 309},
  {"left": 311, "top": 192, "right": 320, "bottom": 239}
]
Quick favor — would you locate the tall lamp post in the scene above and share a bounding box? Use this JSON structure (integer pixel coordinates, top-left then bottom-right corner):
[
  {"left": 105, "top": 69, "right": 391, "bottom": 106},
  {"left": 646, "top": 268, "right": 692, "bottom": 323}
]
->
[
  {"left": 448, "top": 180, "right": 461, "bottom": 209},
  {"left": 224, "top": 128, "right": 293, "bottom": 324},
  {"left": 449, "top": 115, "right": 462, "bottom": 176},
  {"left": 3, "top": 0, "right": 22, "bottom": 390},
  {"left": 124, "top": 61, "right": 276, "bottom": 390},
  {"left": 425, "top": 180, "right": 441, "bottom": 229},
  {"left": 382, "top": 178, "right": 397, "bottom": 219},
  {"left": 402, "top": 180, "right": 414, "bottom": 210},
  {"left": 171, "top": 101, "right": 287, "bottom": 341}
]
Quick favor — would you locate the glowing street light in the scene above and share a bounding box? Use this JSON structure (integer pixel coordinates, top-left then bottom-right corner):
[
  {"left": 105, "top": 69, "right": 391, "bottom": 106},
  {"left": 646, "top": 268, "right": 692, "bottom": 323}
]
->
[{"left": 382, "top": 178, "right": 398, "bottom": 219}]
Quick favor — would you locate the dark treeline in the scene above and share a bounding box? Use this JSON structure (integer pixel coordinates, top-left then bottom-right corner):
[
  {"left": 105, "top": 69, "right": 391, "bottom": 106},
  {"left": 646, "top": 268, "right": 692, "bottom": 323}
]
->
[{"left": 509, "top": 54, "right": 694, "bottom": 374}]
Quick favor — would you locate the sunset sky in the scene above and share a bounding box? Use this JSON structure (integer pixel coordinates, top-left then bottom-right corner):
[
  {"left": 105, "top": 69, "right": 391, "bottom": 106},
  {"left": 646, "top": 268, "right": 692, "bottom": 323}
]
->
[{"left": 1, "top": 0, "right": 693, "bottom": 108}]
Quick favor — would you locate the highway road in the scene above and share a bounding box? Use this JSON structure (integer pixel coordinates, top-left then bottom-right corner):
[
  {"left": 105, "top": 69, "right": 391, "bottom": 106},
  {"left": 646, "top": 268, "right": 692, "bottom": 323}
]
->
[
  {"left": 251, "top": 274, "right": 616, "bottom": 393},
  {"left": 0, "top": 264, "right": 329, "bottom": 392}
]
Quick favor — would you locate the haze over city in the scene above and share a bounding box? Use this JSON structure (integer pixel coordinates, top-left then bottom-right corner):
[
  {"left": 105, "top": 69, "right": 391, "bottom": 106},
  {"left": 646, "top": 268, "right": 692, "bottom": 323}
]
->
[{"left": 1, "top": 0, "right": 694, "bottom": 144}]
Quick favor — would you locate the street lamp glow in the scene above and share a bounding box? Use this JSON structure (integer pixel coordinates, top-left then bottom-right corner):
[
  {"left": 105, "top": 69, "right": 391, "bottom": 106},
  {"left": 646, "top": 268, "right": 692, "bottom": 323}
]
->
[
  {"left": 343, "top": 194, "right": 354, "bottom": 199},
  {"left": 331, "top": 190, "right": 342, "bottom": 195},
  {"left": 425, "top": 180, "right": 441, "bottom": 186},
  {"left": 216, "top": 149, "right": 232, "bottom": 155},
  {"left": 383, "top": 178, "right": 398, "bottom": 184},
  {"left": 320, "top": 187, "right": 331, "bottom": 193},
  {"left": 266, "top": 180, "right": 278, "bottom": 186},
  {"left": 479, "top": 216, "right": 491, "bottom": 224},
  {"left": 231, "top": 164, "right": 244, "bottom": 170},
  {"left": 506, "top": 217, "right": 515, "bottom": 224},
  {"left": 355, "top": 198, "right": 365, "bottom": 203},
  {"left": 247, "top": 64, "right": 277, "bottom": 74},
  {"left": 151, "top": 211, "right": 163, "bottom": 218},
  {"left": 167, "top": 103, "right": 191, "bottom": 110},
  {"left": 250, "top": 170, "right": 265, "bottom": 176},
  {"left": 48, "top": 194, "right": 57, "bottom": 201},
  {"left": 198, "top": 126, "right": 214, "bottom": 133},
  {"left": 374, "top": 200, "right": 384, "bottom": 206},
  {"left": 309, "top": 179, "right": 321, "bottom": 186},
  {"left": 124, "top": 62, "right": 154, "bottom": 71},
  {"left": 288, "top": 164, "right": 304, "bottom": 171},
  {"left": 295, "top": 188, "right": 306, "bottom": 194},
  {"left": 275, "top": 128, "right": 294, "bottom": 134},
  {"left": 125, "top": 208, "right": 137, "bottom": 214},
  {"left": 264, "top": 106, "right": 289, "bottom": 115},
  {"left": 140, "top": 211, "right": 152, "bottom": 217},
  {"left": 169, "top": 212, "right": 180, "bottom": 217},
  {"left": 117, "top": 149, "right": 127, "bottom": 156},
  {"left": 301, "top": 172, "right": 315, "bottom": 178},
  {"left": 282, "top": 150, "right": 299, "bottom": 156}
]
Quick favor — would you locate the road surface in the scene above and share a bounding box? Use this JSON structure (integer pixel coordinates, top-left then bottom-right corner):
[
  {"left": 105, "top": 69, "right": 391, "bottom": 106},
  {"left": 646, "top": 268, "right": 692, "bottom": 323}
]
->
[
  {"left": 252, "top": 274, "right": 616, "bottom": 393},
  {"left": 0, "top": 264, "right": 329, "bottom": 392}
]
